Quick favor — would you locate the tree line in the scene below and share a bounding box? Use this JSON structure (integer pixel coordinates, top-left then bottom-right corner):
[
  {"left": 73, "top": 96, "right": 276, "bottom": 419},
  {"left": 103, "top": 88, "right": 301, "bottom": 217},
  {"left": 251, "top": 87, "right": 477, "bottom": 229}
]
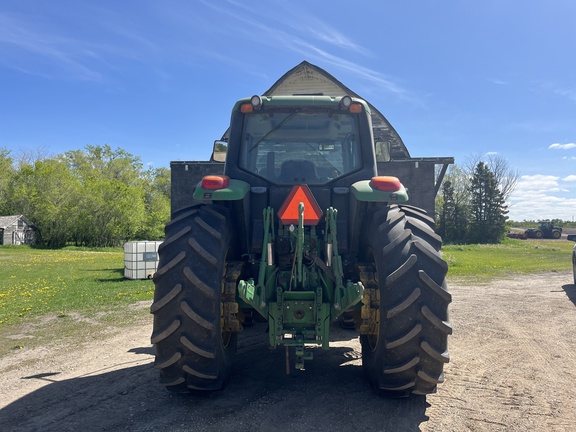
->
[
  {"left": 436, "top": 155, "right": 514, "bottom": 244},
  {"left": 509, "top": 219, "right": 576, "bottom": 229},
  {"left": 0, "top": 145, "right": 170, "bottom": 248},
  {"left": 1, "top": 145, "right": 517, "bottom": 247}
]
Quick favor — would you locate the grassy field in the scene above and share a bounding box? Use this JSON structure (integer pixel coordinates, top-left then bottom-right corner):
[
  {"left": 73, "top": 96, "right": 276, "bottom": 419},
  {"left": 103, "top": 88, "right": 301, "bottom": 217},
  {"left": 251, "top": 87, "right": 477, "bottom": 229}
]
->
[
  {"left": 0, "top": 240, "right": 573, "bottom": 357},
  {"left": 0, "top": 238, "right": 574, "bottom": 328},
  {"left": 443, "top": 237, "right": 574, "bottom": 279},
  {"left": 0, "top": 246, "right": 154, "bottom": 328}
]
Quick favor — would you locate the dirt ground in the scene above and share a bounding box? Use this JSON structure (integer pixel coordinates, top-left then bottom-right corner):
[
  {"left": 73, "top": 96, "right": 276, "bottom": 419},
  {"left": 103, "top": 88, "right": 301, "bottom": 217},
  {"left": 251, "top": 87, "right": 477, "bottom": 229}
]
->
[{"left": 1, "top": 272, "right": 576, "bottom": 432}]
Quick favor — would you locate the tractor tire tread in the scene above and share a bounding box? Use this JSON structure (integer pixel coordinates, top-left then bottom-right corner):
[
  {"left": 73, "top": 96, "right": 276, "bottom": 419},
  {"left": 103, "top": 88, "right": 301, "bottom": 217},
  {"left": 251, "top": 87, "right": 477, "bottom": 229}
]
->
[
  {"left": 360, "top": 205, "right": 451, "bottom": 397},
  {"left": 151, "top": 204, "right": 237, "bottom": 392}
]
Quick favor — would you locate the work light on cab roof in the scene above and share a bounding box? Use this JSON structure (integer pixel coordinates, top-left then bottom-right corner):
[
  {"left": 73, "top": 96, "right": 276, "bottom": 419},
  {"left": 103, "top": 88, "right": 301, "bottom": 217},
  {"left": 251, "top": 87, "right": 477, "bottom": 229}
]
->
[
  {"left": 241, "top": 95, "right": 263, "bottom": 113},
  {"left": 340, "top": 95, "right": 363, "bottom": 113}
]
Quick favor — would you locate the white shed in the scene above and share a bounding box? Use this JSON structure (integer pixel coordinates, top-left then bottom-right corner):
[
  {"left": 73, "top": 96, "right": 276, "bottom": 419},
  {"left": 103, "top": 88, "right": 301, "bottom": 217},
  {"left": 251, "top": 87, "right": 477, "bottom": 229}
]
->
[{"left": 0, "top": 215, "right": 37, "bottom": 245}]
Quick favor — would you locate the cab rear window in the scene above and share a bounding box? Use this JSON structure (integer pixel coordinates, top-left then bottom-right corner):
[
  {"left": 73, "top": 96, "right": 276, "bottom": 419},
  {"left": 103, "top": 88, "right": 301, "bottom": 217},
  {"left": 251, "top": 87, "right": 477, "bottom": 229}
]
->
[{"left": 239, "top": 111, "right": 362, "bottom": 184}]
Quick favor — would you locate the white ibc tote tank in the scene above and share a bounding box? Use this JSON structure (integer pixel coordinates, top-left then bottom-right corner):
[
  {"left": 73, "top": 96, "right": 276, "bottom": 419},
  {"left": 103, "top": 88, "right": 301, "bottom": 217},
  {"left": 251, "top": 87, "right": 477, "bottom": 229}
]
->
[{"left": 123, "top": 241, "right": 162, "bottom": 280}]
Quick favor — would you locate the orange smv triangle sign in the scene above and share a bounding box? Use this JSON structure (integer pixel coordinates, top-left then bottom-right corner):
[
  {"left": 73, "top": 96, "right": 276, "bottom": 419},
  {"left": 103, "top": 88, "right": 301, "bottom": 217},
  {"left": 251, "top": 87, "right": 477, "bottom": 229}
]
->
[{"left": 278, "top": 185, "right": 323, "bottom": 226}]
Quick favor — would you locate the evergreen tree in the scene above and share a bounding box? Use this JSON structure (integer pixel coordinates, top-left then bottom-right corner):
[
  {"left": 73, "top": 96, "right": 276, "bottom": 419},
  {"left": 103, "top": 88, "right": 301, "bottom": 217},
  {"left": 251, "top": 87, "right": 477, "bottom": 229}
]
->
[
  {"left": 467, "top": 162, "right": 508, "bottom": 244},
  {"left": 465, "top": 152, "right": 519, "bottom": 203},
  {"left": 436, "top": 166, "right": 470, "bottom": 244},
  {"left": 438, "top": 180, "right": 469, "bottom": 244}
]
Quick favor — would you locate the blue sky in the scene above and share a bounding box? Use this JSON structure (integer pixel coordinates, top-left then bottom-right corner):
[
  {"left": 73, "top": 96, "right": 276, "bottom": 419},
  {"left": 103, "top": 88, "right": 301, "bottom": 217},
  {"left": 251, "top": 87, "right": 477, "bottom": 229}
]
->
[{"left": 1, "top": 0, "right": 575, "bottom": 221}]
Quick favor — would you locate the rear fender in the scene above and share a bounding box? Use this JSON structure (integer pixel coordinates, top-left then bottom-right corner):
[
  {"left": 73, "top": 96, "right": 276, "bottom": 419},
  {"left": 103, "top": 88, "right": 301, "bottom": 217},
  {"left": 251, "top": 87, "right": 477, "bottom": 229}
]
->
[
  {"left": 193, "top": 179, "right": 250, "bottom": 201},
  {"left": 350, "top": 179, "right": 409, "bottom": 202}
]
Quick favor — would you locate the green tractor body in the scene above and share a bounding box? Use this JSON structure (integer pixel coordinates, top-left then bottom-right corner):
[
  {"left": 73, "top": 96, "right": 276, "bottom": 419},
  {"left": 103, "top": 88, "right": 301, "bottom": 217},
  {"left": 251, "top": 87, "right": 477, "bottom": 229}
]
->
[
  {"left": 525, "top": 221, "right": 562, "bottom": 239},
  {"left": 151, "top": 95, "right": 451, "bottom": 396}
]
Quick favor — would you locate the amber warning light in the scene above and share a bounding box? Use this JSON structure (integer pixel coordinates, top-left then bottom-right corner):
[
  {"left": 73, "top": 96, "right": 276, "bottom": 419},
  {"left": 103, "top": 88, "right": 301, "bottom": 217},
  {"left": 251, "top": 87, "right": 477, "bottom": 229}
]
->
[
  {"left": 370, "top": 176, "right": 402, "bottom": 192},
  {"left": 201, "top": 175, "right": 230, "bottom": 190},
  {"left": 278, "top": 185, "right": 323, "bottom": 225}
]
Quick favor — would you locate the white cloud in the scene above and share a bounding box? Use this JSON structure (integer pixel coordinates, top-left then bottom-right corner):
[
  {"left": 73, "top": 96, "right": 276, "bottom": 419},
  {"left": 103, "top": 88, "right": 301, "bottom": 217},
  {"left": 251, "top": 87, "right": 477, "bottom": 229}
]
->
[
  {"left": 189, "top": 0, "right": 415, "bottom": 103},
  {"left": 514, "top": 174, "right": 559, "bottom": 192},
  {"left": 507, "top": 197, "right": 576, "bottom": 221},
  {"left": 554, "top": 86, "right": 576, "bottom": 103},
  {"left": 0, "top": 13, "right": 105, "bottom": 81},
  {"left": 488, "top": 78, "right": 508, "bottom": 85},
  {"left": 549, "top": 143, "right": 576, "bottom": 150},
  {"left": 507, "top": 174, "right": 576, "bottom": 221},
  {"left": 537, "top": 81, "right": 576, "bottom": 104}
]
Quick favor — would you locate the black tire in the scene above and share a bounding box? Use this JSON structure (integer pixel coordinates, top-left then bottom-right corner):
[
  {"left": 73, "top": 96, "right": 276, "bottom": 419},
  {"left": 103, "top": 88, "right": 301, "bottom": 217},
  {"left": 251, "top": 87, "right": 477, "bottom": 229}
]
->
[
  {"left": 572, "top": 253, "right": 576, "bottom": 286},
  {"left": 360, "top": 204, "right": 452, "bottom": 397},
  {"left": 151, "top": 204, "right": 237, "bottom": 392},
  {"left": 534, "top": 230, "right": 543, "bottom": 239},
  {"left": 552, "top": 230, "right": 561, "bottom": 239}
]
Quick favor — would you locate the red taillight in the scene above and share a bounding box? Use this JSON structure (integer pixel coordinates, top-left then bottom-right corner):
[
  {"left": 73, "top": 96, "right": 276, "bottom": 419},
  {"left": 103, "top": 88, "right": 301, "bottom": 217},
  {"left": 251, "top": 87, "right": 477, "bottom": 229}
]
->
[
  {"left": 241, "top": 103, "right": 253, "bottom": 113},
  {"left": 349, "top": 103, "right": 363, "bottom": 113},
  {"left": 201, "top": 175, "right": 230, "bottom": 190},
  {"left": 370, "top": 176, "right": 401, "bottom": 191}
]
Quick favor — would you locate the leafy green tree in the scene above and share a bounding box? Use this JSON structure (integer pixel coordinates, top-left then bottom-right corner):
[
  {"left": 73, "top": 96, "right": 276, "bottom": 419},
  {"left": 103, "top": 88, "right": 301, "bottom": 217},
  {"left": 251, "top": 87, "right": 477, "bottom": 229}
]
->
[
  {"left": 136, "top": 166, "right": 171, "bottom": 240},
  {"left": 8, "top": 159, "right": 81, "bottom": 247},
  {"left": 550, "top": 218, "right": 563, "bottom": 227},
  {"left": 64, "top": 145, "right": 147, "bottom": 247},
  {"left": 3, "top": 144, "right": 169, "bottom": 247},
  {"left": 0, "top": 148, "right": 15, "bottom": 215},
  {"left": 437, "top": 181, "right": 452, "bottom": 239},
  {"left": 467, "top": 162, "right": 508, "bottom": 244}
]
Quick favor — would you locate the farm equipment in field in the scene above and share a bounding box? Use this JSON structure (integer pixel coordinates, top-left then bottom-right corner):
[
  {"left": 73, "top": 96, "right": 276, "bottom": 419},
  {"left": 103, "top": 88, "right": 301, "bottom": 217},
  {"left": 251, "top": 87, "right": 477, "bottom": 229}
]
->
[
  {"left": 150, "top": 95, "right": 451, "bottom": 397},
  {"left": 507, "top": 231, "right": 527, "bottom": 240},
  {"left": 525, "top": 221, "right": 562, "bottom": 239}
]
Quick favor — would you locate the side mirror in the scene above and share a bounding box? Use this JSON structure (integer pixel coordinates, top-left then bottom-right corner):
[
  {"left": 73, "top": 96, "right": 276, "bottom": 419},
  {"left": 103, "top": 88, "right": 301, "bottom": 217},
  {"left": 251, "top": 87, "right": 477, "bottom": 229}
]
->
[
  {"left": 568, "top": 234, "right": 576, "bottom": 242},
  {"left": 211, "top": 140, "right": 228, "bottom": 162},
  {"left": 375, "top": 141, "right": 391, "bottom": 162}
]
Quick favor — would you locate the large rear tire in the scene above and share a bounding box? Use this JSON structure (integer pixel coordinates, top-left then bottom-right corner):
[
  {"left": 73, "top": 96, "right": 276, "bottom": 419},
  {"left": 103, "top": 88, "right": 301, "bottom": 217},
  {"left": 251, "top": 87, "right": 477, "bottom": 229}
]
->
[
  {"left": 360, "top": 204, "right": 452, "bottom": 397},
  {"left": 151, "top": 204, "right": 237, "bottom": 391}
]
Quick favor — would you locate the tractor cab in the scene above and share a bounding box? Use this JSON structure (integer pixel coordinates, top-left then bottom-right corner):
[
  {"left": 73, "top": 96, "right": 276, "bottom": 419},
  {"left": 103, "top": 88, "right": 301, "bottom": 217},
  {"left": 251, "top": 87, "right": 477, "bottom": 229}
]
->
[{"left": 151, "top": 94, "right": 450, "bottom": 397}]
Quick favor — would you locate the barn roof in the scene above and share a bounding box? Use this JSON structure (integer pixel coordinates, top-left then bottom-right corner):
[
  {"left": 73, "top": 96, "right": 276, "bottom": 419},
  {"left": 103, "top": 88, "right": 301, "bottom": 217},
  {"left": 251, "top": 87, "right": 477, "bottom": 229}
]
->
[
  {"left": 0, "top": 215, "right": 33, "bottom": 229},
  {"left": 221, "top": 61, "right": 410, "bottom": 159},
  {"left": 263, "top": 61, "right": 410, "bottom": 159}
]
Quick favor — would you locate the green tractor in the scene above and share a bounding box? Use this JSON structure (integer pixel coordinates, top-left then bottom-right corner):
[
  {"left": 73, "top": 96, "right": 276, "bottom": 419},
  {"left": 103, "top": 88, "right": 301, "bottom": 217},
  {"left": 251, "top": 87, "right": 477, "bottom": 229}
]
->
[
  {"left": 525, "top": 221, "right": 562, "bottom": 239},
  {"left": 151, "top": 95, "right": 451, "bottom": 397}
]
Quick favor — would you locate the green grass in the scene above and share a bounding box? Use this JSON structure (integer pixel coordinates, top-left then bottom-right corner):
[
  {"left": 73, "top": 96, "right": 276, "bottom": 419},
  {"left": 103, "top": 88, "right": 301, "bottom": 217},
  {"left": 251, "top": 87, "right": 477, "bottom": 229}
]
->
[
  {"left": 0, "top": 240, "right": 573, "bottom": 358},
  {"left": 0, "top": 245, "right": 154, "bottom": 327},
  {"left": 0, "top": 239, "right": 573, "bottom": 327},
  {"left": 443, "top": 238, "right": 574, "bottom": 280},
  {"left": 0, "top": 246, "right": 156, "bottom": 359},
  {"left": 0, "top": 239, "right": 573, "bottom": 329}
]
